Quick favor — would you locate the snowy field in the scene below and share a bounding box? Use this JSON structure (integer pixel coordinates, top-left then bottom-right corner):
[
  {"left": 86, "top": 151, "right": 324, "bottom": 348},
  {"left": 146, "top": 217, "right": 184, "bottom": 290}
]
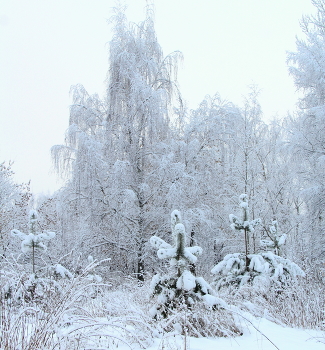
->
[
  {"left": 52, "top": 309, "right": 325, "bottom": 350},
  {"left": 143, "top": 317, "right": 325, "bottom": 350}
]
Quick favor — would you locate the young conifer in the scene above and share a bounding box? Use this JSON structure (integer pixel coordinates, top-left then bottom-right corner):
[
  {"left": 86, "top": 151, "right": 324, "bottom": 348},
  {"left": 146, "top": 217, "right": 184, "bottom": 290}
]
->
[
  {"left": 149, "top": 210, "right": 225, "bottom": 319},
  {"left": 212, "top": 196, "right": 305, "bottom": 291},
  {"left": 11, "top": 210, "right": 55, "bottom": 275}
]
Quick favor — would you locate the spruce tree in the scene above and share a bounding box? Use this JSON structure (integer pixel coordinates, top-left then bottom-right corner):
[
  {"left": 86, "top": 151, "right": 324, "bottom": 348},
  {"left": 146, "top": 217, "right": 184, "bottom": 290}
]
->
[
  {"left": 212, "top": 196, "right": 305, "bottom": 291},
  {"left": 150, "top": 210, "right": 225, "bottom": 319},
  {"left": 229, "top": 194, "right": 261, "bottom": 269},
  {"left": 11, "top": 210, "right": 55, "bottom": 275}
]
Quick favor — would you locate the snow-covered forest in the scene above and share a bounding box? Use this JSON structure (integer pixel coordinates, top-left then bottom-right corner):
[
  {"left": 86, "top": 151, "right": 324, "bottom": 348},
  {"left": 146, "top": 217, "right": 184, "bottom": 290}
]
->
[{"left": 2, "top": 1, "right": 325, "bottom": 349}]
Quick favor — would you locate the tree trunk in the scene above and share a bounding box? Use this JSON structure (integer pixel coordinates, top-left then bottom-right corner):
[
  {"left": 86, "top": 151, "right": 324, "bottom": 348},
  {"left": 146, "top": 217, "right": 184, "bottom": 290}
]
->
[
  {"left": 32, "top": 242, "right": 35, "bottom": 275},
  {"left": 244, "top": 227, "right": 249, "bottom": 270},
  {"left": 189, "top": 229, "right": 196, "bottom": 275},
  {"left": 136, "top": 192, "right": 145, "bottom": 283}
]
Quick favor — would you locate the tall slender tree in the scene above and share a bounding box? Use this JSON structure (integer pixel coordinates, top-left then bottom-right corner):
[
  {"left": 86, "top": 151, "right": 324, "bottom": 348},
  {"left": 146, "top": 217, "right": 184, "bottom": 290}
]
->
[
  {"left": 287, "top": 0, "right": 325, "bottom": 263},
  {"left": 104, "top": 5, "right": 182, "bottom": 281},
  {"left": 0, "top": 162, "right": 31, "bottom": 261},
  {"left": 52, "top": 5, "right": 182, "bottom": 280}
]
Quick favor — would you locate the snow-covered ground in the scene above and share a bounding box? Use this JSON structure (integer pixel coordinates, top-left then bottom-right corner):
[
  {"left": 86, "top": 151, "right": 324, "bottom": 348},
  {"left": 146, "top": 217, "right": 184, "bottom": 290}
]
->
[
  {"left": 3, "top": 278, "right": 324, "bottom": 350},
  {"left": 140, "top": 315, "right": 325, "bottom": 350}
]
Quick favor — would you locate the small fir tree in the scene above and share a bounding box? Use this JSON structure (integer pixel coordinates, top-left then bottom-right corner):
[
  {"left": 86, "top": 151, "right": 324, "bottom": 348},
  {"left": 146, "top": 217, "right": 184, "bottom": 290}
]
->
[
  {"left": 11, "top": 210, "right": 55, "bottom": 275},
  {"left": 229, "top": 194, "right": 261, "bottom": 269},
  {"left": 149, "top": 210, "right": 226, "bottom": 320},
  {"left": 212, "top": 196, "right": 304, "bottom": 291}
]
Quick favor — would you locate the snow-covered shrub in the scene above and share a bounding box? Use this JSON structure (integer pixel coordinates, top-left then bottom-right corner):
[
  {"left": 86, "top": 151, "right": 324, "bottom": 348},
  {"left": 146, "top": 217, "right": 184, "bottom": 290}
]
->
[
  {"left": 83, "top": 255, "right": 104, "bottom": 298},
  {"left": 48, "top": 263, "right": 73, "bottom": 280},
  {"left": 212, "top": 252, "right": 305, "bottom": 291},
  {"left": 0, "top": 259, "right": 125, "bottom": 350},
  {"left": 1, "top": 259, "right": 64, "bottom": 307},
  {"left": 8, "top": 210, "right": 77, "bottom": 305},
  {"left": 212, "top": 196, "right": 304, "bottom": 292},
  {"left": 150, "top": 210, "right": 240, "bottom": 336},
  {"left": 234, "top": 273, "right": 325, "bottom": 330},
  {"left": 150, "top": 211, "right": 222, "bottom": 316}
]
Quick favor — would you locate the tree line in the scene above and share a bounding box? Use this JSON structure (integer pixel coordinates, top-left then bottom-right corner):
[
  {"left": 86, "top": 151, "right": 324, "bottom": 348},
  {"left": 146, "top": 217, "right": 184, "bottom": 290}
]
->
[{"left": 2, "top": 1, "right": 325, "bottom": 284}]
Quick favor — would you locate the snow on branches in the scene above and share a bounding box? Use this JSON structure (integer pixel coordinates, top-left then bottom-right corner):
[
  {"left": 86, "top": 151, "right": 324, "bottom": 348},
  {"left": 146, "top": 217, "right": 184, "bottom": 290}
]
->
[
  {"left": 260, "top": 220, "right": 287, "bottom": 256},
  {"left": 211, "top": 251, "right": 305, "bottom": 291},
  {"left": 229, "top": 194, "right": 261, "bottom": 233},
  {"left": 229, "top": 194, "right": 261, "bottom": 269}
]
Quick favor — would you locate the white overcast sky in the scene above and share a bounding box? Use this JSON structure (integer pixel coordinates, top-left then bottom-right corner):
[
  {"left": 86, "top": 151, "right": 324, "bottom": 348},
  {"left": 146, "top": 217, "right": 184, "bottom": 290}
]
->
[{"left": 0, "top": 0, "right": 316, "bottom": 195}]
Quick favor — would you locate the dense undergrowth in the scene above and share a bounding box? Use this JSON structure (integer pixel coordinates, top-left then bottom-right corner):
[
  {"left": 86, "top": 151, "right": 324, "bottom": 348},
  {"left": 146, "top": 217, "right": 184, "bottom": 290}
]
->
[{"left": 1, "top": 262, "right": 323, "bottom": 350}]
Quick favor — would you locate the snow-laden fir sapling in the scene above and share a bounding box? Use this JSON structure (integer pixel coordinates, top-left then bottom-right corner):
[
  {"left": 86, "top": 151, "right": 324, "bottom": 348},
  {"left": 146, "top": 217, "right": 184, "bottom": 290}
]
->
[
  {"left": 229, "top": 194, "right": 261, "bottom": 269},
  {"left": 150, "top": 210, "right": 226, "bottom": 320},
  {"left": 11, "top": 210, "right": 55, "bottom": 275},
  {"left": 212, "top": 196, "right": 305, "bottom": 291}
]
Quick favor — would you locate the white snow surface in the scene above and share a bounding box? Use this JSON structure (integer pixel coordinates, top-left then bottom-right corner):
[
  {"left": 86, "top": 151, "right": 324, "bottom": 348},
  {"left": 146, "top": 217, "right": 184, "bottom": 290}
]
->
[
  {"left": 47, "top": 310, "right": 325, "bottom": 350},
  {"left": 157, "top": 247, "right": 176, "bottom": 259},
  {"left": 150, "top": 235, "right": 172, "bottom": 250},
  {"left": 176, "top": 270, "right": 196, "bottom": 290},
  {"left": 54, "top": 263, "right": 73, "bottom": 279},
  {"left": 131, "top": 315, "right": 325, "bottom": 350}
]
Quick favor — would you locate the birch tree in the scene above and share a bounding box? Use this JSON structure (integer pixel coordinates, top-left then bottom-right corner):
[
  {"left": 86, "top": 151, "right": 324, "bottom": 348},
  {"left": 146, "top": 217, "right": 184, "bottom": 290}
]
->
[
  {"left": 287, "top": 0, "right": 325, "bottom": 263},
  {"left": 52, "top": 5, "right": 182, "bottom": 280}
]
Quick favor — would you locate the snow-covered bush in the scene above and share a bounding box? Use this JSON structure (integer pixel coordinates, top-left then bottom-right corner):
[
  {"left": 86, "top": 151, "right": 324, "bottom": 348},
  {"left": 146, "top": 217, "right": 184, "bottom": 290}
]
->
[
  {"left": 0, "top": 262, "right": 136, "bottom": 350},
  {"left": 235, "top": 273, "right": 325, "bottom": 330},
  {"left": 83, "top": 255, "right": 105, "bottom": 298},
  {"left": 150, "top": 211, "right": 222, "bottom": 316},
  {"left": 1, "top": 257, "right": 71, "bottom": 307},
  {"left": 212, "top": 196, "right": 304, "bottom": 292},
  {"left": 212, "top": 251, "right": 305, "bottom": 291},
  {"left": 48, "top": 263, "right": 73, "bottom": 280},
  {"left": 5, "top": 272, "right": 61, "bottom": 305},
  {"left": 150, "top": 210, "right": 240, "bottom": 336}
]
